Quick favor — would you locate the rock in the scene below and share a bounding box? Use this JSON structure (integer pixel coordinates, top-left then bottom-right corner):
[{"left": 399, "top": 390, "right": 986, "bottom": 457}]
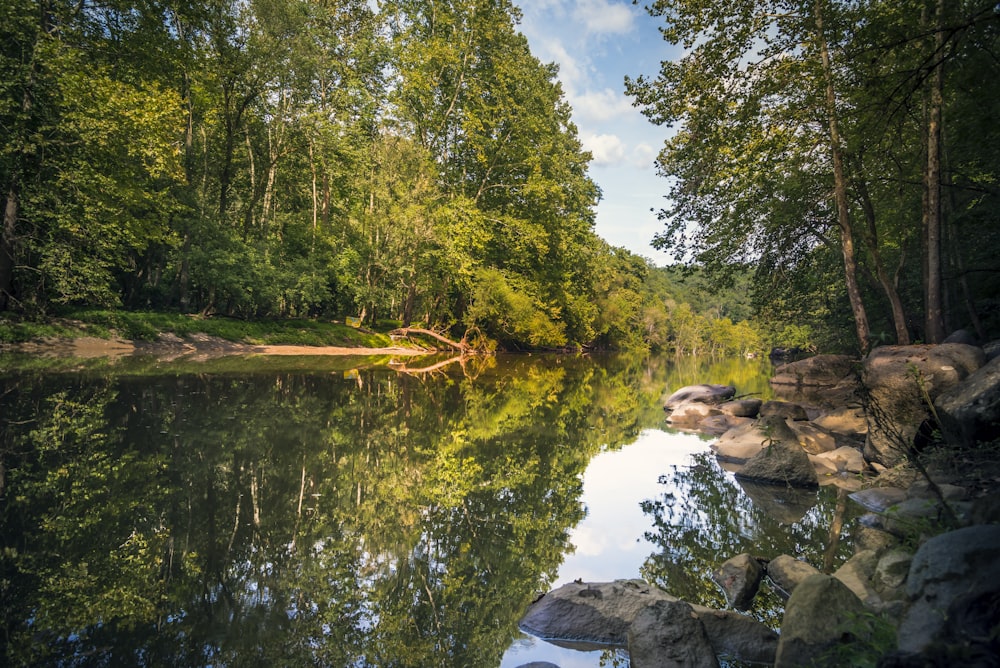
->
[
  {"left": 942, "top": 329, "right": 979, "bottom": 346},
  {"left": 934, "top": 355, "right": 1000, "bottom": 447},
  {"left": 849, "top": 487, "right": 908, "bottom": 513},
  {"left": 787, "top": 420, "right": 839, "bottom": 454},
  {"left": 775, "top": 574, "right": 874, "bottom": 668},
  {"left": 518, "top": 580, "right": 778, "bottom": 665},
  {"left": 712, "top": 553, "right": 764, "bottom": 610},
  {"left": 874, "top": 548, "right": 913, "bottom": 591},
  {"left": 766, "top": 555, "right": 822, "bottom": 597},
  {"left": 812, "top": 406, "right": 868, "bottom": 439},
  {"left": 770, "top": 354, "right": 859, "bottom": 388},
  {"left": 813, "top": 445, "right": 867, "bottom": 474},
  {"left": 833, "top": 549, "right": 882, "bottom": 609},
  {"left": 719, "top": 398, "right": 762, "bottom": 418},
  {"left": 710, "top": 422, "right": 770, "bottom": 463},
  {"left": 853, "top": 525, "right": 899, "bottom": 553},
  {"left": 519, "top": 580, "right": 669, "bottom": 645},
  {"left": 863, "top": 343, "right": 985, "bottom": 466},
  {"left": 628, "top": 600, "right": 719, "bottom": 668},
  {"left": 808, "top": 454, "right": 840, "bottom": 477},
  {"left": 666, "top": 402, "right": 721, "bottom": 423},
  {"left": 692, "top": 607, "right": 779, "bottom": 665},
  {"left": 759, "top": 400, "right": 809, "bottom": 421},
  {"left": 697, "top": 414, "right": 752, "bottom": 436},
  {"left": 985, "top": 339, "right": 1000, "bottom": 361},
  {"left": 734, "top": 417, "right": 819, "bottom": 488},
  {"left": 515, "top": 664, "right": 561, "bottom": 668},
  {"left": 664, "top": 384, "right": 736, "bottom": 411},
  {"left": 737, "top": 481, "right": 818, "bottom": 523},
  {"left": 897, "top": 525, "right": 1000, "bottom": 654}
]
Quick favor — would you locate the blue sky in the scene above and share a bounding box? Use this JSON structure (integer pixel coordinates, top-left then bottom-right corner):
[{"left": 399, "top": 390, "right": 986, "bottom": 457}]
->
[{"left": 518, "top": 0, "right": 686, "bottom": 265}]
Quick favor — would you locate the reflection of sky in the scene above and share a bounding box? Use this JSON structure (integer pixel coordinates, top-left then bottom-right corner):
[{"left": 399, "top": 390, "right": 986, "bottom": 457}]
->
[{"left": 499, "top": 428, "right": 709, "bottom": 668}]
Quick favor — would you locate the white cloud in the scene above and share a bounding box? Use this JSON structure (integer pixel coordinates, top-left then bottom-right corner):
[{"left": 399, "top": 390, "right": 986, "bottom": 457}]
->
[
  {"left": 579, "top": 0, "right": 635, "bottom": 35},
  {"left": 569, "top": 87, "right": 634, "bottom": 122},
  {"left": 582, "top": 132, "right": 627, "bottom": 165},
  {"left": 631, "top": 142, "right": 658, "bottom": 169}
]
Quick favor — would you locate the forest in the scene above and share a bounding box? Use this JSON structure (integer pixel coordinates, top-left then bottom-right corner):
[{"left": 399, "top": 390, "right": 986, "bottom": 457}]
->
[{"left": 2, "top": 0, "right": 998, "bottom": 353}]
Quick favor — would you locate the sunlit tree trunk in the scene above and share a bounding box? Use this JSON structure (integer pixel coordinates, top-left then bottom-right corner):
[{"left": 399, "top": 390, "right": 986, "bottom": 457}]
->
[{"left": 815, "top": 0, "right": 871, "bottom": 353}]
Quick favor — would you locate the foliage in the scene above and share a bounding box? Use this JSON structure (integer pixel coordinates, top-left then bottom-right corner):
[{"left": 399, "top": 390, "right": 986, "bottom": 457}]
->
[{"left": 627, "top": 0, "right": 1000, "bottom": 350}]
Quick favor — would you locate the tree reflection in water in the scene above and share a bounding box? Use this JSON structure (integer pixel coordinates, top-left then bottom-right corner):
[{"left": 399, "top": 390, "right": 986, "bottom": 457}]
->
[
  {"left": 640, "top": 450, "right": 857, "bottom": 628},
  {"left": 0, "top": 353, "right": 802, "bottom": 666}
]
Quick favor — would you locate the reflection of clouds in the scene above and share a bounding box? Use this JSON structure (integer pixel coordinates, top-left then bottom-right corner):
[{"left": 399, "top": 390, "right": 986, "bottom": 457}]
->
[{"left": 555, "top": 429, "right": 708, "bottom": 587}]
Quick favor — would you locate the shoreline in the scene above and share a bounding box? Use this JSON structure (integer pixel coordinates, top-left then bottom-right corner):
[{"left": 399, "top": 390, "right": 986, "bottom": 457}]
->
[{"left": 0, "top": 334, "right": 435, "bottom": 360}]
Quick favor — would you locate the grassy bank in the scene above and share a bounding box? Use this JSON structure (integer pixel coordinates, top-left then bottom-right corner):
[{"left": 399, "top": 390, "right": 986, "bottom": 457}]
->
[{"left": 0, "top": 309, "right": 397, "bottom": 348}]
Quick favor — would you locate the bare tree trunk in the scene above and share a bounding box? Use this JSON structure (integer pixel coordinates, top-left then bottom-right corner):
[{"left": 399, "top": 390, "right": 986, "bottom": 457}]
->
[
  {"left": 856, "top": 174, "right": 910, "bottom": 344},
  {"left": 923, "top": 0, "right": 946, "bottom": 343},
  {"left": 815, "top": 0, "right": 871, "bottom": 353}
]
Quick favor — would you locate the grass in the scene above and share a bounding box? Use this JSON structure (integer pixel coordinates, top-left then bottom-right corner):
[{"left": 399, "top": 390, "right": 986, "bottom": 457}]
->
[{"left": 0, "top": 309, "right": 401, "bottom": 349}]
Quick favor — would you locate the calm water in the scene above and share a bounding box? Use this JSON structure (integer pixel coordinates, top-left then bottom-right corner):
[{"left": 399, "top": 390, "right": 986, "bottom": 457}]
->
[{"left": 0, "top": 352, "right": 855, "bottom": 666}]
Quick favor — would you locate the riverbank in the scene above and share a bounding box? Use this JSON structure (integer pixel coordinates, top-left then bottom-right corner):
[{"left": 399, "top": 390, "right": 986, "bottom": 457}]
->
[{"left": 0, "top": 311, "right": 441, "bottom": 359}]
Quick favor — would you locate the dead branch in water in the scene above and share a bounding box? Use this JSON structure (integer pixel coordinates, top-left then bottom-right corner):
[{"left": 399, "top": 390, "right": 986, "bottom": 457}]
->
[{"left": 390, "top": 327, "right": 469, "bottom": 352}]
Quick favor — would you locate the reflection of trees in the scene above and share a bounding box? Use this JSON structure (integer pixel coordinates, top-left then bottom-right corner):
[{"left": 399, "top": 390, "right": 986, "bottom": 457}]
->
[
  {"left": 1, "top": 353, "right": 671, "bottom": 666},
  {"left": 639, "top": 452, "right": 856, "bottom": 628}
]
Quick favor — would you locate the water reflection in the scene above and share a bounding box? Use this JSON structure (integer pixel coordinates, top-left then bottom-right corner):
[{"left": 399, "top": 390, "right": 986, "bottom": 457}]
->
[{"left": 0, "top": 352, "right": 834, "bottom": 667}]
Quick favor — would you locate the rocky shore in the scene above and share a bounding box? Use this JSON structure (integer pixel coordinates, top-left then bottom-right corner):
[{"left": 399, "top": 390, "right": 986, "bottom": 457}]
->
[{"left": 518, "top": 337, "right": 1000, "bottom": 667}]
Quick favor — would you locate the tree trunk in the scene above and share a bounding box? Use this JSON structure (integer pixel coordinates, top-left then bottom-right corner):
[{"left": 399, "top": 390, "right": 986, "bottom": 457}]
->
[
  {"left": 0, "top": 181, "right": 17, "bottom": 311},
  {"left": 923, "top": 0, "right": 946, "bottom": 343},
  {"left": 855, "top": 174, "right": 910, "bottom": 344},
  {"left": 815, "top": 0, "right": 871, "bottom": 353}
]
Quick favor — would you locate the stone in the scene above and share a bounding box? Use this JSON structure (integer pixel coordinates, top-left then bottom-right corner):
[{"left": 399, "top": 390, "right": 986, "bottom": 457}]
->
[
  {"left": 862, "top": 343, "right": 985, "bottom": 466},
  {"left": 812, "top": 406, "right": 868, "bottom": 439},
  {"left": 664, "top": 384, "right": 736, "bottom": 411},
  {"left": 787, "top": 420, "right": 839, "bottom": 454},
  {"left": 627, "top": 599, "right": 720, "bottom": 668},
  {"left": 697, "top": 414, "right": 752, "bottom": 437},
  {"left": 737, "top": 481, "right": 818, "bottom": 524},
  {"left": 710, "top": 422, "right": 770, "bottom": 463},
  {"left": 897, "top": 525, "right": 1000, "bottom": 653},
  {"left": 734, "top": 417, "right": 819, "bottom": 488},
  {"left": 775, "top": 575, "right": 874, "bottom": 668},
  {"left": 853, "top": 525, "right": 899, "bottom": 554},
  {"left": 766, "top": 555, "right": 822, "bottom": 597},
  {"left": 712, "top": 553, "right": 764, "bottom": 610},
  {"left": 719, "top": 398, "right": 762, "bottom": 418},
  {"left": 874, "top": 548, "right": 913, "bottom": 591},
  {"left": 759, "top": 400, "right": 809, "bottom": 421},
  {"left": 832, "top": 549, "right": 882, "bottom": 609},
  {"left": 519, "top": 580, "right": 670, "bottom": 646},
  {"left": 848, "top": 487, "right": 908, "bottom": 513},
  {"left": 518, "top": 580, "right": 778, "bottom": 665},
  {"left": 666, "top": 402, "right": 721, "bottom": 423},
  {"left": 942, "top": 328, "right": 979, "bottom": 346},
  {"left": 934, "top": 355, "right": 1000, "bottom": 447},
  {"left": 770, "top": 354, "right": 859, "bottom": 388},
  {"left": 813, "top": 446, "right": 867, "bottom": 474}
]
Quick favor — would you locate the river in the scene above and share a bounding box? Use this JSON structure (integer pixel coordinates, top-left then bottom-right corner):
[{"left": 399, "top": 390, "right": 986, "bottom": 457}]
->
[{"left": 0, "top": 352, "right": 856, "bottom": 666}]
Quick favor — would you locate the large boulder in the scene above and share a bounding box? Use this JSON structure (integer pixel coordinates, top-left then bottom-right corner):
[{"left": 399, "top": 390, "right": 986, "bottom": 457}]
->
[
  {"left": 628, "top": 600, "right": 720, "bottom": 668},
  {"left": 664, "top": 384, "right": 736, "bottom": 411},
  {"left": 896, "top": 525, "right": 1000, "bottom": 654},
  {"left": 734, "top": 417, "right": 819, "bottom": 488},
  {"left": 775, "top": 574, "right": 877, "bottom": 668},
  {"left": 518, "top": 580, "right": 778, "bottom": 665},
  {"left": 759, "top": 400, "right": 810, "bottom": 421},
  {"left": 719, "top": 398, "right": 762, "bottom": 418},
  {"left": 770, "top": 354, "right": 859, "bottom": 388},
  {"left": 786, "top": 420, "right": 839, "bottom": 454},
  {"left": 519, "top": 580, "right": 670, "bottom": 646},
  {"left": 812, "top": 445, "right": 867, "bottom": 474},
  {"left": 766, "top": 555, "right": 822, "bottom": 597},
  {"left": 934, "top": 355, "right": 1000, "bottom": 447},
  {"left": 712, "top": 553, "right": 764, "bottom": 610},
  {"left": 812, "top": 406, "right": 868, "bottom": 440},
  {"left": 710, "top": 422, "right": 770, "bottom": 464},
  {"left": 863, "top": 343, "right": 985, "bottom": 466}
]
